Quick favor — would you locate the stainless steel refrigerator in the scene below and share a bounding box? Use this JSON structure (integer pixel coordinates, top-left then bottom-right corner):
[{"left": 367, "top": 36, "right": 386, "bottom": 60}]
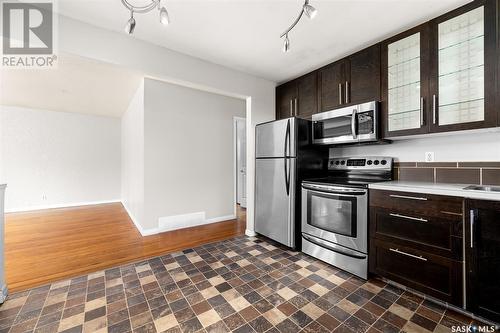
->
[{"left": 255, "top": 117, "right": 327, "bottom": 249}]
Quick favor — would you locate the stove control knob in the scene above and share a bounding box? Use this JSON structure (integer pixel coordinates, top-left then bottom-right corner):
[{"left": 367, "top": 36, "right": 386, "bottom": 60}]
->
[
  {"left": 381, "top": 160, "right": 387, "bottom": 165},
  {"left": 340, "top": 160, "right": 346, "bottom": 165},
  {"left": 335, "top": 161, "right": 340, "bottom": 165},
  {"left": 367, "top": 160, "right": 372, "bottom": 165},
  {"left": 374, "top": 160, "right": 380, "bottom": 165}
]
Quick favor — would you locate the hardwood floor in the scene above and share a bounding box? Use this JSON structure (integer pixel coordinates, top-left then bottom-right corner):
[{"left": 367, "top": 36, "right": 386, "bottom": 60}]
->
[{"left": 4, "top": 203, "right": 246, "bottom": 292}]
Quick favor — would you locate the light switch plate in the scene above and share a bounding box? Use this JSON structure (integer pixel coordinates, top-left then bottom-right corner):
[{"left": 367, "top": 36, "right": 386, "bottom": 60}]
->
[{"left": 425, "top": 152, "right": 435, "bottom": 162}]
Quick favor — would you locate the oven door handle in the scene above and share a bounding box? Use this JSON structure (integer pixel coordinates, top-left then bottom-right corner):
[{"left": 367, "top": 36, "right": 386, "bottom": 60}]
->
[
  {"left": 303, "top": 234, "right": 367, "bottom": 259},
  {"left": 302, "top": 184, "right": 366, "bottom": 196}
]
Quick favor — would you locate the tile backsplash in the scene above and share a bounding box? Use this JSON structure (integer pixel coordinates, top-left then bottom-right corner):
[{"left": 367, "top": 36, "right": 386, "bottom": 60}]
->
[{"left": 394, "top": 162, "right": 500, "bottom": 185}]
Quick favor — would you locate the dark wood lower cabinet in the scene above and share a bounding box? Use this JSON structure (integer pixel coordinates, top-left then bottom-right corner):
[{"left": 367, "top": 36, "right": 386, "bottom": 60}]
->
[
  {"left": 369, "top": 189, "right": 464, "bottom": 308},
  {"left": 370, "top": 208, "right": 462, "bottom": 260},
  {"left": 465, "top": 199, "right": 500, "bottom": 323},
  {"left": 370, "top": 238, "right": 463, "bottom": 306}
]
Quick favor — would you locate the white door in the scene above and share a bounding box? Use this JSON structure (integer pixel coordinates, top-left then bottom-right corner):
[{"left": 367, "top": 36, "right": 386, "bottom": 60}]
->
[{"left": 236, "top": 118, "right": 247, "bottom": 207}]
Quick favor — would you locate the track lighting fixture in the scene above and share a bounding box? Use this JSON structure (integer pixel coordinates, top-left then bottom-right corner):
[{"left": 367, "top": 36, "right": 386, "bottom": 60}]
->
[
  {"left": 280, "top": 0, "right": 317, "bottom": 52},
  {"left": 159, "top": 6, "right": 170, "bottom": 25},
  {"left": 283, "top": 34, "right": 290, "bottom": 53},
  {"left": 124, "top": 11, "right": 136, "bottom": 34},
  {"left": 303, "top": 1, "right": 318, "bottom": 19},
  {"left": 121, "top": 0, "right": 170, "bottom": 34}
]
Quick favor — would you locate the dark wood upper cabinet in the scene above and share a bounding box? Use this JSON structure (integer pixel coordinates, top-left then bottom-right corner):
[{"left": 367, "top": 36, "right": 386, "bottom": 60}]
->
[
  {"left": 381, "top": 24, "right": 432, "bottom": 138},
  {"left": 465, "top": 199, "right": 500, "bottom": 323},
  {"left": 381, "top": 0, "right": 498, "bottom": 138},
  {"left": 276, "top": 81, "right": 297, "bottom": 119},
  {"left": 296, "top": 72, "right": 318, "bottom": 119},
  {"left": 276, "top": 1, "right": 499, "bottom": 136},
  {"left": 318, "top": 44, "right": 381, "bottom": 113},
  {"left": 318, "top": 61, "right": 346, "bottom": 112},
  {"left": 276, "top": 72, "right": 318, "bottom": 120},
  {"left": 347, "top": 44, "right": 381, "bottom": 105},
  {"left": 428, "top": 0, "right": 497, "bottom": 133}
]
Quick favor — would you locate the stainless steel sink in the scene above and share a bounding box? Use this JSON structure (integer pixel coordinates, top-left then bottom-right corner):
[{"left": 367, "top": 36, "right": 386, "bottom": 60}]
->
[{"left": 463, "top": 185, "right": 500, "bottom": 192}]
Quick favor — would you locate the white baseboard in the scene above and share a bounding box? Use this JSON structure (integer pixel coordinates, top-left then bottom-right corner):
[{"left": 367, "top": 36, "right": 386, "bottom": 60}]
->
[
  {"left": 7, "top": 199, "right": 237, "bottom": 237},
  {"left": 158, "top": 212, "right": 236, "bottom": 234},
  {"left": 206, "top": 214, "right": 237, "bottom": 224},
  {"left": 122, "top": 202, "right": 236, "bottom": 237},
  {"left": 245, "top": 229, "right": 257, "bottom": 237},
  {"left": 0, "top": 284, "right": 8, "bottom": 304},
  {"left": 5, "top": 200, "right": 122, "bottom": 213},
  {"left": 121, "top": 202, "right": 155, "bottom": 236}
]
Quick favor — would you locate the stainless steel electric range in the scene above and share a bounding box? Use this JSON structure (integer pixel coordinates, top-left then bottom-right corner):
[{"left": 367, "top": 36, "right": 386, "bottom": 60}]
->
[{"left": 301, "top": 156, "right": 393, "bottom": 279}]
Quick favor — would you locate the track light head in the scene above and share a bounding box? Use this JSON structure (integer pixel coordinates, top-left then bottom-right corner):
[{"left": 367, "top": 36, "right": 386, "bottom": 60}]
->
[
  {"left": 159, "top": 6, "right": 170, "bottom": 25},
  {"left": 121, "top": 0, "right": 171, "bottom": 33},
  {"left": 280, "top": 0, "right": 316, "bottom": 52},
  {"left": 303, "top": 2, "right": 317, "bottom": 19},
  {"left": 283, "top": 34, "right": 290, "bottom": 53},
  {"left": 124, "top": 13, "right": 136, "bottom": 34}
]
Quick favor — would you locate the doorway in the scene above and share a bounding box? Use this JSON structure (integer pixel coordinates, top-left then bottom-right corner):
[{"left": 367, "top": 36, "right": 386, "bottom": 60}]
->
[{"left": 234, "top": 117, "right": 247, "bottom": 208}]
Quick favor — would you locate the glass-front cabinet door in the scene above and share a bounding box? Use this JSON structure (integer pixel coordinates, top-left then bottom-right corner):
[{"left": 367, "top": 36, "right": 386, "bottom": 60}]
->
[
  {"left": 382, "top": 25, "right": 430, "bottom": 137},
  {"left": 430, "top": 0, "right": 496, "bottom": 131}
]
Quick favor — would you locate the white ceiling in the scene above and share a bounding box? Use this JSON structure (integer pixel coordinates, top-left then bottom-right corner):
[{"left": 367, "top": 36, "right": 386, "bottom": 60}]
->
[
  {"left": 56, "top": 0, "right": 472, "bottom": 83},
  {"left": 0, "top": 53, "right": 142, "bottom": 117}
]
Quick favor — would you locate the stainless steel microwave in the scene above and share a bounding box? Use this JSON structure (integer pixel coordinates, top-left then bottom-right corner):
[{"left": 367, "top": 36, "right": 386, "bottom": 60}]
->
[{"left": 312, "top": 101, "right": 379, "bottom": 145}]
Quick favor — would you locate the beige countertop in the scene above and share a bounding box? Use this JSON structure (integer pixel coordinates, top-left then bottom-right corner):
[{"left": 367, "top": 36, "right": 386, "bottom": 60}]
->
[{"left": 368, "top": 180, "right": 500, "bottom": 201}]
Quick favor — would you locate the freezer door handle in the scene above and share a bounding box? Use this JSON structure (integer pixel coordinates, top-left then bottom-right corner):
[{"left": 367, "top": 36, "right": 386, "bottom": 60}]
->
[{"left": 284, "top": 119, "right": 290, "bottom": 157}]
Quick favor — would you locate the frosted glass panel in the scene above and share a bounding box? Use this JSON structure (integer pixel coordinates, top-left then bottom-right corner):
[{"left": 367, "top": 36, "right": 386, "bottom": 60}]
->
[
  {"left": 387, "top": 33, "right": 421, "bottom": 132},
  {"left": 438, "top": 6, "right": 484, "bottom": 126}
]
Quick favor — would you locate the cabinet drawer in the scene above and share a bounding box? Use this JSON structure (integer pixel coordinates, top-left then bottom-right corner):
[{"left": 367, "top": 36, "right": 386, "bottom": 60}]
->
[
  {"left": 370, "top": 189, "right": 463, "bottom": 218},
  {"left": 369, "top": 239, "right": 462, "bottom": 306},
  {"left": 370, "top": 208, "right": 462, "bottom": 259}
]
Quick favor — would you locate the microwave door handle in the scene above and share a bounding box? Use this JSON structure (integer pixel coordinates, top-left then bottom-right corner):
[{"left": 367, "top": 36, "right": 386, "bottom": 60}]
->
[{"left": 351, "top": 109, "right": 357, "bottom": 139}]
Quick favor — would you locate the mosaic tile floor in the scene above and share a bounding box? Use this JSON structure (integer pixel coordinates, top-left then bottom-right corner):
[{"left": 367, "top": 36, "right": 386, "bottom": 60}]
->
[{"left": 0, "top": 236, "right": 484, "bottom": 333}]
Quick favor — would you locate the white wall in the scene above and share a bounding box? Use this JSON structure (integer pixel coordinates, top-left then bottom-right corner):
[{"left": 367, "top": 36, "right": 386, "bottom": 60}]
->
[
  {"left": 141, "top": 79, "right": 245, "bottom": 231},
  {"left": 331, "top": 130, "right": 500, "bottom": 162},
  {"left": 0, "top": 105, "right": 121, "bottom": 212},
  {"left": 121, "top": 81, "right": 145, "bottom": 228},
  {"left": 57, "top": 15, "right": 276, "bottom": 236}
]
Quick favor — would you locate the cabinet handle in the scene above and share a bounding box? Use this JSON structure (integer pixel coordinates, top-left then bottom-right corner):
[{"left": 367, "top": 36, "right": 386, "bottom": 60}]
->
[
  {"left": 390, "top": 213, "right": 427, "bottom": 223},
  {"left": 432, "top": 94, "right": 437, "bottom": 124},
  {"left": 389, "top": 194, "right": 428, "bottom": 201},
  {"left": 338, "top": 83, "right": 343, "bottom": 105},
  {"left": 294, "top": 98, "right": 297, "bottom": 116},
  {"left": 470, "top": 209, "right": 475, "bottom": 249},
  {"left": 389, "top": 248, "right": 427, "bottom": 261},
  {"left": 440, "top": 211, "right": 462, "bottom": 217},
  {"left": 290, "top": 100, "right": 293, "bottom": 117},
  {"left": 345, "top": 81, "right": 350, "bottom": 104},
  {"left": 420, "top": 97, "right": 424, "bottom": 126}
]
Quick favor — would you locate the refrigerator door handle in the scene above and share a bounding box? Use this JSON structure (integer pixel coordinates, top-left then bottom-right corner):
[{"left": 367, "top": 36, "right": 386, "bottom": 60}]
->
[
  {"left": 284, "top": 158, "right": 290, "bottom": 196},
  {"left": 284, "top": 119, "right": 290, "bottom": 195}
]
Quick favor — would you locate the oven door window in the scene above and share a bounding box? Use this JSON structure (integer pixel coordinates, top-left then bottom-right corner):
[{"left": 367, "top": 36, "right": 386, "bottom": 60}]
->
[{"left": 307, "top": 191, "right": 357, "bottom": 237}]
